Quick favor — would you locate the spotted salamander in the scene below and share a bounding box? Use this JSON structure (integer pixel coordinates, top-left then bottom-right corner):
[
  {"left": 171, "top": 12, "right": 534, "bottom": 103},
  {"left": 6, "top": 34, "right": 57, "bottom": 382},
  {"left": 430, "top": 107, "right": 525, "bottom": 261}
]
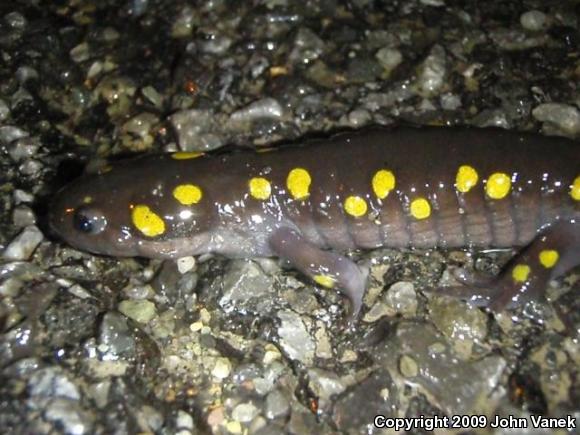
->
[{"left": 49, "top": 127, "right": 580, "bottom": 319}]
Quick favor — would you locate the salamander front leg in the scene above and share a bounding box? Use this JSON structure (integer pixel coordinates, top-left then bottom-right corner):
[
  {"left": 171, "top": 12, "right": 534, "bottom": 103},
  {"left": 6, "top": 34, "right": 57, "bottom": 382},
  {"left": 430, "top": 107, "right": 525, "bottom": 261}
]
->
[{"left": 269, "top": 227, "right": 368, "bottom": 323}]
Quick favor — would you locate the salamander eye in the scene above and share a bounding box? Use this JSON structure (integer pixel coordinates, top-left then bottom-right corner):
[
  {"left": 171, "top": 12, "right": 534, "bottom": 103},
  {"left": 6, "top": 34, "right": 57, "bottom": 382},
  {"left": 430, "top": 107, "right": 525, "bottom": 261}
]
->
[{"left": 73, "top": 207, "right": 107, "bottom": 235}]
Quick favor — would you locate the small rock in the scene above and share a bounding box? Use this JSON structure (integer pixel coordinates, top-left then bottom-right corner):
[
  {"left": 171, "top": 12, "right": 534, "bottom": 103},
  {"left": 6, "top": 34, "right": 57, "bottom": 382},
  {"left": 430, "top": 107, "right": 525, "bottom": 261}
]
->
[
  {"left": 70, "top": 42, "right": 90, "bottom": 63},
  {"left": 0, "top": 125, "right": 29, "bottom": 144},
  {"left": 307, "top": 368, "right": 346, "bottom": 402},
  {"left": 384, "top": 281, "right": 417, "bottom": 316},
  {"left": 170, "top": 109, "right": 223, "bottom": 152},
  {"left": 231, "top": 402, "right": 259, "bottom": 423},
  {"left": 265, "top": 389, "right": 290, "bottom": 419},
  {"left": 532, "top": 103, "right": 580, "bottom": 136},
  {"left": 375, "top": 47, "right": 403, "bottom": 73},
  {"left": 212, "top": 358, "right": 232, "bottom": 379},
  {"left": 0, "top": 98, "right": 9, "bottom": 121},
  {"left": 399, "top": 354, "right": 419, "bottom": 377},
  {"left": 429, "top": 297, "right": 488, "bottom": 342},
  {"left": 8, "top": 136, "right": 40, "bottom": 161},
  {"left": 218, "top": 260, "right": 274, "bottom": 313},
  {"left": 289, "top": 27, "right": 326, "bottom": 64},
  {"left": 12, "top": 205, "right": 36, "bottom": 227},
  {"left": 44, "top": 399, "right": 92, "bottom": 435},
  {"left": 2, "top": 225, "right": 43, "bottom": 260},
  {"left": 346, "top": 109, "right": 372, "bottom": 127},
  {"left": 230, "top": 98, "right": 284, "bottom": 123},
  {"left": 171, "top": 6, "right": 195, "bottom": 38},
  {"left": 5, "top": 11, "right": 27, "bottom": 29},
  {"left": 28, "top": 367, "right": 81, "bottom": 400},
  {"left": 177, "top": 256, "right": 196, "bottom": 274},
  {"left": 199, "top": 35, "right": 232, "bottom": 55},
  {"left": 520, "top": 10, "right": 548, "bottom": 32},
  {"left": 118, "top": 299, "right": 157, "bottom": 324},
  {"left": 99, "top": 312, "right": 136, "bottom": 360},
  {"left": 176, "top": 410, "right": 194, "bottom": 430},
  {"left": 416, "top": 45, "right": 447, "bottom": 96},
  {"left": 277, "top": 310, "right": 314, "bottom": 365}
]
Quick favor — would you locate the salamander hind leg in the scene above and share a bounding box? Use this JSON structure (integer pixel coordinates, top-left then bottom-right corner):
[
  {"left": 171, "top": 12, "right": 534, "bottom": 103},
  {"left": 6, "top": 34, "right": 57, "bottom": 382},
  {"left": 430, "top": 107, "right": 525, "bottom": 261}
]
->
[
  {"left": 269, "top": 227, "right": 368, "bottom": 324},
  {"left": 436, "top": 219, "right": 578, "bottom": 312},
  {"left": 486, "top": 219, "right": 579, "bottom": 312}
]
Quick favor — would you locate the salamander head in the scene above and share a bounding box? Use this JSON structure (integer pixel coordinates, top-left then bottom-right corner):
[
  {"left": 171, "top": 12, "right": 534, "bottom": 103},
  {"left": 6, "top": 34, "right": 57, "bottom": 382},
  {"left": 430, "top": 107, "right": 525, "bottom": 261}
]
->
[{"left": 49, "top": 158, "right": 214, "bottom": 259}]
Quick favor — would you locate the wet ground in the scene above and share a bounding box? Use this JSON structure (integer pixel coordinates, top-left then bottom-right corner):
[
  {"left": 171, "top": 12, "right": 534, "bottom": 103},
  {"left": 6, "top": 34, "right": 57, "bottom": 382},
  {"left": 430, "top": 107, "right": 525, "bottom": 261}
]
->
[{"left": 1, "top": 0, "right": 579, "bottom": 434}]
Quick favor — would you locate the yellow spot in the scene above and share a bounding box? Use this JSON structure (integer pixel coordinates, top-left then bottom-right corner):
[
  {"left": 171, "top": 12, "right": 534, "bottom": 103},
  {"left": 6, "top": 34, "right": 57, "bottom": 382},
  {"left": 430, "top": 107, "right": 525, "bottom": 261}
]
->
[
  {"left": 131, "top": 205, "right": 165, "bottom": 237},
  {"left": 512, "top": 264, "right": 531, "bottom": 283},
  {"left": 372, "top": 169, "right": 396, "bottom": 199},
  {"left": 171, "top": 151, "right": 204, "bottom": 160},
  {"left": 313, "top": 274, "right": 335, "bottom": 288},
  {"left": 82, "top": 196, "right": 93, "bottom": 204},
  {"left": 486, "top": 172, "right": 511, "bottom": 199},
  {"left": 173, "top": 184, "right": 203, "bottom": 205},
  {"left": 287, "top": 168, "right": 311, "bottom": 200},
  {"left": 455, "top": 165, "right": 479, "bottom": 193},
  {"left": 249, "top": 177, "right": 271, "bottom": 200},
  {"left": 344, "top": 196, "right": 368, "bottom": 217},
  {"left": 410, "top": 197, "right": 431, "bottom": 220},
  {"left": 571, "top": 176, "right": 580, "bottom": 201},
  {"left": 539, "top": 250, "right": 559, "bottom": 269}
]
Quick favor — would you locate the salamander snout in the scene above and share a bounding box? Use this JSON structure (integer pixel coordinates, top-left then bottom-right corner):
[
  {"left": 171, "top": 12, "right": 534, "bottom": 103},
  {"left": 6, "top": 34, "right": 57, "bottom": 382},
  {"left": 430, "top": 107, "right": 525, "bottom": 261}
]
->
[{"left": 49, "top": 182, "right": 139, "bottom": 257}]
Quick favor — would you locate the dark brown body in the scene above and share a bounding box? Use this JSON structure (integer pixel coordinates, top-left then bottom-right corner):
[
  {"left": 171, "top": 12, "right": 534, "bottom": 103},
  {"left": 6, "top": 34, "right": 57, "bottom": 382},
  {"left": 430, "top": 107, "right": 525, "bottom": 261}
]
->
[{"left": 50, "top": 127, "right": 579, "bottom": 259}]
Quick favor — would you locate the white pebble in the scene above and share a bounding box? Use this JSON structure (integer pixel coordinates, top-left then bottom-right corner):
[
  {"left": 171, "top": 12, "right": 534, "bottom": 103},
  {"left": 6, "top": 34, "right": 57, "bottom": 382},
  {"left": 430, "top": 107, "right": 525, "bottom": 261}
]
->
[
  {"left": 520, "top": 10, "right": 548, "bottom": 32},
  {"left": 2, "top": 225, "right": 44, "bottom": 260}
]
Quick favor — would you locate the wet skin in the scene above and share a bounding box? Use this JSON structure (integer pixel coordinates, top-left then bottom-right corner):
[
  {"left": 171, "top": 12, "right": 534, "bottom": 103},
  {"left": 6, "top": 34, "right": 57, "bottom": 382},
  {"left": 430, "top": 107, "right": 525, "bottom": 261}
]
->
[{"left": 49, "top": 127, "right": 580, "bottom": 320}]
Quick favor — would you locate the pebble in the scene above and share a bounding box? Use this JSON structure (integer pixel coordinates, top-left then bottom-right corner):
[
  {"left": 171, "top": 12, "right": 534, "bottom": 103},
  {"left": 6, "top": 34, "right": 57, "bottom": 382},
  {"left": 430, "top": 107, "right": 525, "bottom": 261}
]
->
[
  {"left": 276, "top": 310, "right": 314, "bottom": 365},
  {"left": 289, "top": 27, "right": 325, "bottom": 64},
  {"left": 416, "top": 45, "right": 447, "bottom": 96},
  {"left": 171, "top": 6, "right": 195, "bottom": 38},
  {"left": 265, "top": 389, "right": 290, "bottom": 419},
  {"left": 384, "top": 281, "right": 417, "bottom": 316},
  {"left": 8, "top": 136, "right": 40, "bottom": 161},
  {"left": 176, "top": 410, "right": 194, "bottom": 431},
  {"left": 12, "top": 205, "right": 36, "bottom": 227},
  {"left": 170, "top": 109, "right": 223, "bottom": 152},
  {"left": 70, "top": 42, "right": 90, "bottom": 63},
  {"left": 199, "top": 35, "right": 232, "bottom": 55},
  {"left": 230, "top": 98, "right": 284, "bottom": 123},
  {"left": 212, "top": 358, "right": 232, "bottom": 380},
  {"left": 375, "top": 47, "right": 403, "bottom": 73},
  {"left": 99, "top": 312, "right": 136, "bottom": 359},
  {"left": 44, "top": 399, "right": 91, "bottom": 435},
  {"left": 5, "top": 11, "right": 27, "bottom": 29},
  {"left": 177, "top": 256, "right": 196, "bottom": 274},
  {"left": 307, "top": 368, "right": 346, "bottom": 401},
  {"left": 520, "top": 10, "right": 548, "bottom": 32},
  {"left": 225, "top": 420, "right": 242, "bottom": 434},
  {"left": 399, "top": 354, "right": 419, "bottom": 377},
  {"left": 0, "top": 125, "right": 29, "bottom": 144},
  {"left": 121, "top": 112, "right": 159, "bottom": 149},
  {"left": 231, "top": 402, "right": 259, "bottom": 423},
  {"left": 429, "top": 297, "right": 488, "bottom": 342},
  {"left": 118, "top": 299, "right": 157, "bottom": 324},
  {"left": 28, "top": 367, "right": 81, "bottom": 400},
  {"left": 0, "top": 98, "right": 9, "bottom": 121},
  {"left": 532, "top": 103, "right": 580, "bottom": 136},
  {"left": 218, "top": 260, "right": 274, "bottom": 312},
  {"left": 15, "top": 66, "right": 39, "bottom": 83},
  {"left": 2, "top": 225, "right": 43, "bottom": 260}
]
